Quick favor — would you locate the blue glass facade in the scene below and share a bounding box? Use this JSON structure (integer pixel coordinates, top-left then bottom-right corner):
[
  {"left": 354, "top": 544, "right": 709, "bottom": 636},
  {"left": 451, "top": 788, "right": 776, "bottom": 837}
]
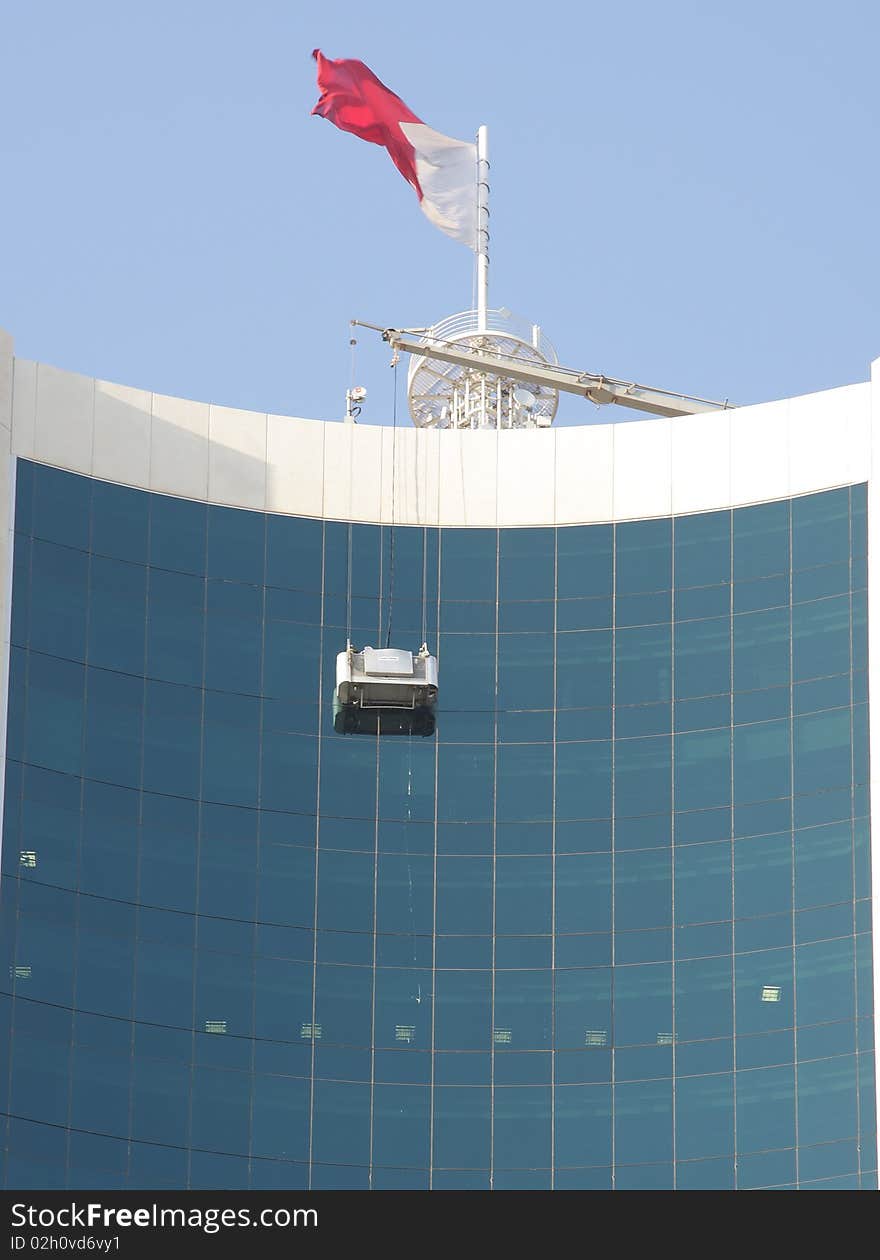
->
[{"left": 0, "top": 458, "right": 875, "bottom": 1189}]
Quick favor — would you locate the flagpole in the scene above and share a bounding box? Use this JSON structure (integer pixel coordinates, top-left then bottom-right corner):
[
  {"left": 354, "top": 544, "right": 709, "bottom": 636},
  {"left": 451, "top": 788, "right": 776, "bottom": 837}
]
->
[{"left": 476, "top": 124, "right": 489, "bottom": 332}]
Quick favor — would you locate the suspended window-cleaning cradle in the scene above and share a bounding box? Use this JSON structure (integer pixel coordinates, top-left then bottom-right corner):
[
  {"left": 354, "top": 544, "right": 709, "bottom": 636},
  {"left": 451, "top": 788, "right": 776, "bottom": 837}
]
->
[
  {"left": 335, "top": 642, "right": 438, "bottom": 709},
  {"left": 333, "top": 643, "right": 438, "bottom": 736}
]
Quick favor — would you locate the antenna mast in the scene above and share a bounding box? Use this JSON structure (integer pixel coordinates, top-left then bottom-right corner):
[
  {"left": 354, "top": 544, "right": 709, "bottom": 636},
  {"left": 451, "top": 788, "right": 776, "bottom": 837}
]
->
[{"left": 476, "top": 125, "right": 489, "bottom": 333}]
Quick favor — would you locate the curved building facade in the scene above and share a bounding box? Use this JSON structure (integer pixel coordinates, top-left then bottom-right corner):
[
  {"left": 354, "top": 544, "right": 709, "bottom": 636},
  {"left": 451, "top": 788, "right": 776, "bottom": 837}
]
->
[{"left": 0, "top": 328, "right": 877, "bottom": 1189}]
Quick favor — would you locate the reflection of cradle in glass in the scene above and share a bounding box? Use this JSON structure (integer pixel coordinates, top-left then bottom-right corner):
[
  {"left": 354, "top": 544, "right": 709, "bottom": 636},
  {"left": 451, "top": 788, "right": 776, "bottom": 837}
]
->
[
  {"left": 335, "top": 642, "right": 438, "bottom": 717},
  {"left": 332, "top": 697, "right": 436, "bottom": 737}
]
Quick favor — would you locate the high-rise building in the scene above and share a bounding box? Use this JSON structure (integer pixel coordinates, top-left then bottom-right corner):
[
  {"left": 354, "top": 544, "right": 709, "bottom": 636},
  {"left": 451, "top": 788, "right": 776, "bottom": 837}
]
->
[{"left": 0, "top": 323, "right": 876, "bottom": 1190}]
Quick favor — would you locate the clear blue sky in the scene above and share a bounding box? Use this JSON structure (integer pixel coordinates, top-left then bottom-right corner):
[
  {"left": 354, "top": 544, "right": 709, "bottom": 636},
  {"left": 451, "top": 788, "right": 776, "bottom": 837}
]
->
[{"left": 1, "top": 1, "right": 878, "bottom": 426}]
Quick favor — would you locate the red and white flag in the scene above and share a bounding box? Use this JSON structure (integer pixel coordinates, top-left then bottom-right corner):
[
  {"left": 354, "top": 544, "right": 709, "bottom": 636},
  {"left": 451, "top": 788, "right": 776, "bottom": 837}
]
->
[{"left": 311, "top": 50, "right": 477, "bottom": 249}]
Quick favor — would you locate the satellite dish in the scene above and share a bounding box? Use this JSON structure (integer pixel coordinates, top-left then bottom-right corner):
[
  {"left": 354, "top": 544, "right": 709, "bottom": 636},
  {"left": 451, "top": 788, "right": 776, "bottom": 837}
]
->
[{"left": 513, "top": 388, "right": 536, "bottom": 409}]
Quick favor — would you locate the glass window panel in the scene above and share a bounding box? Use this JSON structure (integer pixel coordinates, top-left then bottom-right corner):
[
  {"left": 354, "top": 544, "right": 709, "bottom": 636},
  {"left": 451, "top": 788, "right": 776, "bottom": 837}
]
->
[
  {"left": 372, "top": 1085, "right": 430, "bottom": 1169},
  {"left": 733, "top": 719, "right": 791, "bottom": 805},
  {"left": 84, "top": 667, "right": 142, "bottom": 789},
  {"left": 615, "top": 624, "right": 671, "bottom": 705},
  {"left": 202, "top": 690, "right": 260, "bottom": 807},
  {"left": 376, "top": 852, "right": 434, "bottom": 936},
  {"left": 493, "top": 1086, "right": 551, "bottom": 1169},
  {"left": 434, "top": 971, "right": 491, "bottom": 1051},
  {"left": 792, "top": 595, "right": 850, "bottom": 682},
  {"left": 139, "top": 793, "right": 199, "bottom": 913},
  {"left": 792, "top": 487, "right": 849, "bottom": 570},
  {"left": 432, "top": 1086, "right": 490, "bottom": 1169},
  {"left": 25, "top": 652, "right": 84, "bottom": 776},
  {"left": 794, "top": 674, "right": 850, "bottom": 716},
  {"left": 254, "top": 955, "right": 312, "bottom": 1042},
  {"left": 146, "top": 567, "right": 205, "bottom": 687},
  {"left": 554, "top": 1084, "right": 612, "bottom": 1168},
  {"left": 32, "top": 464, "right": 91, "bottom": 551},
  {"left": 28, "top": 539, "right": 88, "bottom": 660},
  {"left": 556, "top": 524, "right": 613, "bottom": 599},
  {"left": 207, "top": 503, "right": 265, "bottom": 584},
  {"left": 499, "top": 600, "right": 553, "bottom": 633},
  {"left": 91, "top": 480, "right": 149, "bottom": 564},
  {"left": 674, "top": 729, "right": 730, "bottom": 813},
  {"left": 499, "top": 527, "right": 554, "bottom": 601},
  {"left": 616, "top": 817, "right": 668, "bottom": 857},
  {"left": 378, "top": 739, "right": 436, "bottom": 823},
  {"left": 616, "top": 519, "right": 671, "bottom": 594},
  {"left": 556, "top": 853, "right": 611, "bottom": 933},
  {"left": 497, "top": 743, "right": 553, "bottom": 823},
  {"left": 496, "top": 820, "right": 552, "bottom": 856},
  {"left": 437, "top": 632, "right": 494, "bottom": 711},
  {"left": 436, "top": 856, "right": 492, "bottom": 935},
  {"left": 495, "top": 856, "right": 552, "bottom": 935},
  {"left": 616, "top": 590, "right": 671, "bottom": 627},
  {"left": 556, "top": 595, "right": 613, "bottom": 631},
  {"left": 674, "top": 617, "right": 730, "bottom": 700},
  {"left": 498, "top": 632, "right": 554, "bottom": 710},
  {"left": 734, "top": 832, "right": 792, "bottom": 920},
  {"left": 554, "top": 968, "right": 611, "bottom": 1050},
  {"left": 675, "top": 583, "right": 729, "bottom": 621},
  {"left": 676, "top": 1156, "right": 735, "bottom": 1191},
  {"left": 735, "top": 1064, "right": 796, "bottom": 1155},
  {"left": 794, "top": 708, "right": 853, "bottom": 797},
  {"left": 733, "top": 500, "right": 789, "bottom": 580},
  {"left": 494, "top": 970, "right": 552, "bottom": 1050},
  {"left": 88, "top": 555, "right": 147, "bottom": 675},
  {"left": 673, "top": 841, "right": 732, "bottom": 925},
  {"left": 314, "top": 963, "right": 372, "bottom": 1048},
  {"left": 556, "top": 630, "right": 611, "bottom": 709},
  {"left": 615, "top": 735, "right": 671, "bottom": 819},
  {"left": 438, "top": 744, "right": 494, "bottom": 821},
  {"left": 799, "top": 1138, "right": 859, "bottom": 1184},
  {"left": 733, "top": 572, "right": 789, "bottom": 614},
  {"left": 675, "top": 956, "right": 733, "bottom": 1042},
  {"left": 794, "top": 820, "right": 853, "bottom": 909},
  {"left": 675, "top": 1038, "right": 732, "bottom": 1077},
  {"left": 80, "top": 780, "right": 138, "bottom": 901},
  {"left": 440, "top": 528, "right": 496, "bottom": 602},
  {"left": 613, "top": 962, "right": 672, "bottom": 1046},
  {"left": 615, "top": 850, "right": 672, "bottom": 932},
  {"left": 251, "top": 1074, "right": 309, "bottom": 1162},
  {"left": 205, "top": 580, "right": 262, "bottom": 694},
  {"left": 675, "top": 804, "right": 731, "bottom": 846},
  {"left": 615, "top": 1078, "right": 673, "bottom": 1164},
  {"left": 675, "top": 1073, "right": 734, "bottom": 1161},
  {"left": 142, "top": 678, "right": 201, "bottom": 798},
  {"left": 793, "top": 562, "right": 849, "bottom": 603},
  {"left": 312, "top": 1080, "right": 370, "bottom": 1166},
  {"left": 796, "top": 937, "right": 855, "bottom": 1028},
  {"left": 554, "top": 735, "right": 610, "bottom": 826},
  {"left": 149, "top": 493, "right": 206, "bottom": 575},
  {"left": 615, "top": 926, "right": 671, "bottom": 964},
  {"left": 263, "top": 619, "right": 321, "bottom": 703},
  {"left": 675, "top": 511, "right": 730, "bottom": 589},
  {"left": 317, "top": 848, "right": 374, "bottom": 935},
  {"left": 258, "top": 841, "right": 315, "bottom": 929},
  {"left": 733, "top": 608, "right": 790, "bottom": 691}
]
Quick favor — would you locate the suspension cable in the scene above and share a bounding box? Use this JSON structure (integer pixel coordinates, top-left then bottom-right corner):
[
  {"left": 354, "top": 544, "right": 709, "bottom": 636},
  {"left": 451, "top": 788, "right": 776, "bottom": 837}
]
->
[{"left": 385, "top": 359, "right": 399, "bottom": 648}]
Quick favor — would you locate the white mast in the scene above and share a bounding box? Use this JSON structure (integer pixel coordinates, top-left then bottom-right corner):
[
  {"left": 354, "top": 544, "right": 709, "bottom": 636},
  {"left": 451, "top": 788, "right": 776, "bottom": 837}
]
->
[{"left": 476, "top": 124, "right": 489, "bottom": 332}]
